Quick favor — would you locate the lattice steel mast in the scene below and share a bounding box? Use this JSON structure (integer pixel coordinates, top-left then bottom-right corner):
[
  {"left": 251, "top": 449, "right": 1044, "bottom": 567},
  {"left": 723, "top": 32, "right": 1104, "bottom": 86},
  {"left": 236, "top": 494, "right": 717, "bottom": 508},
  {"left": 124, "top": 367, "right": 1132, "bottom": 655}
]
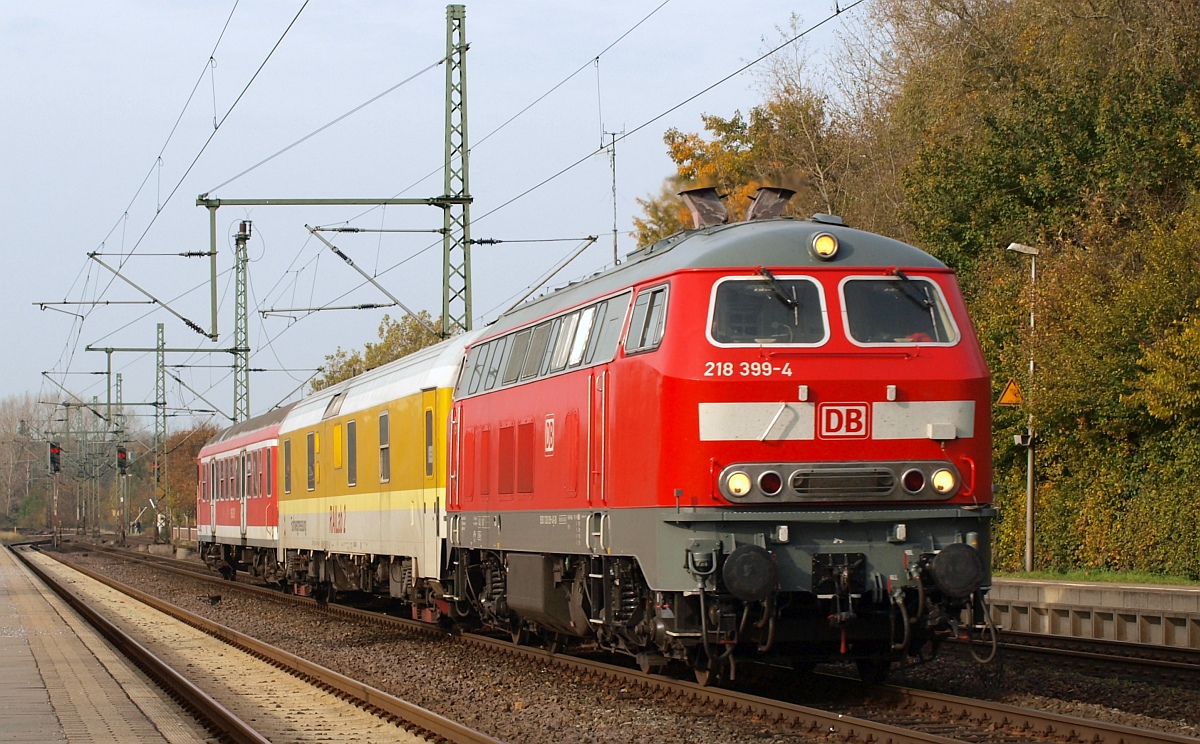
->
[{"left": 442, "top": 4, "right": 472, "bottom": 336}]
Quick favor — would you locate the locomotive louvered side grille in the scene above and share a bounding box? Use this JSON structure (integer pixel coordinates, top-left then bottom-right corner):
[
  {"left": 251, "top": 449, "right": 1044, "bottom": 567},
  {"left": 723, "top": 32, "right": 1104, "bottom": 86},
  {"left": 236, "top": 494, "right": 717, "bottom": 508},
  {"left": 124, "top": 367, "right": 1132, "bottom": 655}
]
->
[{"left": 791, "top": 466, "right": 895, "bottom": 499}]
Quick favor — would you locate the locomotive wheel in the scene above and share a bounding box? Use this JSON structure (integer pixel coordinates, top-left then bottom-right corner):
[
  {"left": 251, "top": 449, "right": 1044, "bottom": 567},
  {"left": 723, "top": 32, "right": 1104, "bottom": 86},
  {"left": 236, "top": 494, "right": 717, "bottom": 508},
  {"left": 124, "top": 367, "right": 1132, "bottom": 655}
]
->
[
  {"left": 218, "top": 565, "right": 235, "bottom": 581},
  {"left": 690, "top": 650, "right": 727, "bottom": 687},
  {"left": 510, "top": 624, "right": 526, "bottom": 646}
]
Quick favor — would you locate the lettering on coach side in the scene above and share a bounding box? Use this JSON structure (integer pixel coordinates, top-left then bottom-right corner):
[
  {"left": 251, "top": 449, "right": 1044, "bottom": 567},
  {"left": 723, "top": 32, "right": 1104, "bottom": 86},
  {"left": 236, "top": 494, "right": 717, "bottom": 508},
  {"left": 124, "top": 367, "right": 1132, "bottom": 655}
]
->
[
  {"left": 329, "top": 504, "right": 347, "bottom": 534},
  {"left": 818, "top": 403, "right": 870, "bottom": 439}
]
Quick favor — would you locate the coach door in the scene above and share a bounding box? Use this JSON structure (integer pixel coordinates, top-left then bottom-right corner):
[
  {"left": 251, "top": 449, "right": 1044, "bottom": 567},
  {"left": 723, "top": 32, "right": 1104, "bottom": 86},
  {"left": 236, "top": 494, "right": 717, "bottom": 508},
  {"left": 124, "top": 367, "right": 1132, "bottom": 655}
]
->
[
  {"left": 239, "top": 451, "right": 248, "bottom": 539},
  {"left": 209, "top": 460, "right": 217, "bottom": 538}
]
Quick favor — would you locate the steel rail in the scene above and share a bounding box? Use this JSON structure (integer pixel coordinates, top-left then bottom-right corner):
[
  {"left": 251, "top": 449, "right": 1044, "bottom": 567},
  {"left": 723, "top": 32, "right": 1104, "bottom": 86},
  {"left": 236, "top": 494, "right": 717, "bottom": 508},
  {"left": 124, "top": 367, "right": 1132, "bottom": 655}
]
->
[
  {"left": 62, "top": 541, "right": 1199, "bottom": 744},
  {"left": 41, "top": 545, "right": 503, "bottom": 744}
]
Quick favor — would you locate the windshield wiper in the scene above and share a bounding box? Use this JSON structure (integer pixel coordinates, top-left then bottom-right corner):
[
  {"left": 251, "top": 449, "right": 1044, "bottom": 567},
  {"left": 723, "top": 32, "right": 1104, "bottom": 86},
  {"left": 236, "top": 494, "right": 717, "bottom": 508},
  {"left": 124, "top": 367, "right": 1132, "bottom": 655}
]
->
[
  {"left": 758, "top": 267, "right": 798, "bottom": 309},
  {"left": 891, "top": 269, "right": 934, "bottom": 309}
]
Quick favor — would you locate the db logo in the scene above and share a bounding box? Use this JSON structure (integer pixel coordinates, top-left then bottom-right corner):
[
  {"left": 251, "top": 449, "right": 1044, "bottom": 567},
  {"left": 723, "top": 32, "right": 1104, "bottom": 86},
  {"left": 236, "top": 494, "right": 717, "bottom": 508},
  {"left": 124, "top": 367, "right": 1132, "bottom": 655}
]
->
[{"left": 818, "top": 403, "right": 870, "bottom": 439}]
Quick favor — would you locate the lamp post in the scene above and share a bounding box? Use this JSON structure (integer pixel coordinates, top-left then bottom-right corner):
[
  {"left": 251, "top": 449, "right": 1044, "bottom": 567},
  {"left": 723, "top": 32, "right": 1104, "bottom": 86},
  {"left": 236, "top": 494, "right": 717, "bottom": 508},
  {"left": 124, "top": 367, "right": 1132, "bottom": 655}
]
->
[{"left": 1007, "top": 242, "right": 1039, "bottom": 572}]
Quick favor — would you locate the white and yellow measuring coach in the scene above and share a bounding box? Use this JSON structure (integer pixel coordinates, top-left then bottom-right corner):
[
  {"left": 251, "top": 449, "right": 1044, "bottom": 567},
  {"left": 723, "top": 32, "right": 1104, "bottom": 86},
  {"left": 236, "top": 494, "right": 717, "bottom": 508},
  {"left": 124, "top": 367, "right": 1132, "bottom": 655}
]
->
[{"left": 276, "top": 330, "right": 483, "bottom": 606}]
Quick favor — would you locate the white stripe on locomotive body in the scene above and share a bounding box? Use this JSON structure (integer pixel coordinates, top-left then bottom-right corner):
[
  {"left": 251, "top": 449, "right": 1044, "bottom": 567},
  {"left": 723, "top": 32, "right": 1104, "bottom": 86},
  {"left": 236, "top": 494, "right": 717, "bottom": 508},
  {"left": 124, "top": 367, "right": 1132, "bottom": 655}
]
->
[
  {"left": 280, "top": 330, "right": 483, "bottom": 435},
  {"left": 699, "top": 402, "right": 817, "bottom": 441},
  {"left": 698, "top": 400, "right": 975, "bottom": 441},
  {"left": 871, "top": 401, "right": 976, "bottom": 439}
]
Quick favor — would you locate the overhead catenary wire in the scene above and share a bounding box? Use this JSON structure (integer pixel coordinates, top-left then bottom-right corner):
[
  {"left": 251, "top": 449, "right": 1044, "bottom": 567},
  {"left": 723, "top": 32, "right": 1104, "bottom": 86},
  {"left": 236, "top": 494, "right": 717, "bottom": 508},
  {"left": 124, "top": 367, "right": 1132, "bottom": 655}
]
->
[
  {"left": 50, "top": 0, "right": 311, "bottom": 410},
  {"left": 51, "top": 1, "right": 864, "bottom": 427},
  {"left": 203, "top": 56, "right": 446, "bottom": 195},
  {"left": 330, "top": 0, "right": 678, "bottom": 229},
  {"left": 472, "top": 0, "right": 867, "bottom": 228}
]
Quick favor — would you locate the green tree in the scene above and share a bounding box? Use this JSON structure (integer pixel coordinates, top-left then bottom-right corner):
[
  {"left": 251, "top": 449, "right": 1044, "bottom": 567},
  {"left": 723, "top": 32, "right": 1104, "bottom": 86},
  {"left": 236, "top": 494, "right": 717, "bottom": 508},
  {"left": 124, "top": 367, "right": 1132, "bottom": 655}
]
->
[{"left": 311, "top": 311, "right": 442, "bottom": 392}]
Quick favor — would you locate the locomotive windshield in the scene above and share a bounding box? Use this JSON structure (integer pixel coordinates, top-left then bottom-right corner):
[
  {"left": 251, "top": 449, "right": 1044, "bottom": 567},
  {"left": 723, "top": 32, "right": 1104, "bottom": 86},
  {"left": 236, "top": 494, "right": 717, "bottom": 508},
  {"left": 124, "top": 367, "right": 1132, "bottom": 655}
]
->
[
  {"left": 842, "top": 276, "right": 958, "bottom": 345},
  {"left": 709, "top": 275, "right": 826, "bottom": 345}
]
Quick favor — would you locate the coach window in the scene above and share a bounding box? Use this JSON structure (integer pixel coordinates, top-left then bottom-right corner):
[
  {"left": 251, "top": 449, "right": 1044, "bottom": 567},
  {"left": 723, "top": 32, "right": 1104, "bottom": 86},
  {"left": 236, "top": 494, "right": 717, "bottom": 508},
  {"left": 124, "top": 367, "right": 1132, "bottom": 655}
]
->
[
  {"left": 283, "top": 439, "right": 292, "bottom": 494},
  {"left": 333, "top": 423, "right": 344, "bottom": 470},
  {"left": 379, "top": 412, "right": 391, "bottom": 483},
  {"left": 841, "top": 276, "right": 959, "bottom": 346},
  {"left": 624, "top": 285, "right": 669, "bottom": 355},
  {"left": 306, "top": 432, "right": 316, "bottom": 491},
  {"left": 323, "top": 391, "right": 346, "bottom": 420},
  {"left": 347, "top": 420, "right": 357, "bottom": 487},
  {"left": 266, "top": 449, "right": 273, "bottom": 497},
  {"left": 425, "top": 409, "right": 435, "bottom": 477}
]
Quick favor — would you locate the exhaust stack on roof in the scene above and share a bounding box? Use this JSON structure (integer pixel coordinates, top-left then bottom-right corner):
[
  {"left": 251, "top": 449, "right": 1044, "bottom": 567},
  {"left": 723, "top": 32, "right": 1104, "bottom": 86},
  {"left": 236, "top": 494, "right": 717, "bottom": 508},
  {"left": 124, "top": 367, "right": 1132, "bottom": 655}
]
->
[
  {"left": 745, "top": 186, "right": 796, "bottom": 221},
  {"left": 678, "top": 187, "right": 728, "bottom": 228}
]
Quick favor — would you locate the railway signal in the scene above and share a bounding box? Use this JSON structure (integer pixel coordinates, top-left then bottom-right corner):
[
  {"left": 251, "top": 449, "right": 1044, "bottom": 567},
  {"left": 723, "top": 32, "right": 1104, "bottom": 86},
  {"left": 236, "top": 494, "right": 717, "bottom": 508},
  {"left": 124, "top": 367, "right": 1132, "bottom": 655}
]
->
[
  {"left": 47, "top": 442, "right": 61, "bottom": 473},
  {"left": 116, "top": 445, "right": 128, "bottom": 475}
]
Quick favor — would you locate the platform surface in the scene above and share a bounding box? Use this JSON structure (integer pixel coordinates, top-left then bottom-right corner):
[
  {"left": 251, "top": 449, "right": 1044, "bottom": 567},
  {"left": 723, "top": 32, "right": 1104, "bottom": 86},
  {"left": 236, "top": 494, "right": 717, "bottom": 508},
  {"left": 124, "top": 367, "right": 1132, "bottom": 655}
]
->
[{"left": 0, "top": 545, "right": 207, "bottom": 743}]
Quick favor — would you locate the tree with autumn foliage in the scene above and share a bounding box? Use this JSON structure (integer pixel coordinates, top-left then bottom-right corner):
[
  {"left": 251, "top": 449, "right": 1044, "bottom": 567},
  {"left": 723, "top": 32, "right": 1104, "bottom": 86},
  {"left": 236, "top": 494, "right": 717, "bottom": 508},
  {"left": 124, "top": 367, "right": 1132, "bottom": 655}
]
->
[{"left": 160, "top": 422, "right": 219, "bottom": 530}]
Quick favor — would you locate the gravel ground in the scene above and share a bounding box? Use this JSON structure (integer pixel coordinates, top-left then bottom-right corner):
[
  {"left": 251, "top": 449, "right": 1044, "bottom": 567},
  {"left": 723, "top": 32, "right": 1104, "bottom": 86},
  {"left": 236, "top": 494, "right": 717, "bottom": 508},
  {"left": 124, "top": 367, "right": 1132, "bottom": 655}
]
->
[{"left": 65, "top": 548, "right": 1200, "bottom": 742}]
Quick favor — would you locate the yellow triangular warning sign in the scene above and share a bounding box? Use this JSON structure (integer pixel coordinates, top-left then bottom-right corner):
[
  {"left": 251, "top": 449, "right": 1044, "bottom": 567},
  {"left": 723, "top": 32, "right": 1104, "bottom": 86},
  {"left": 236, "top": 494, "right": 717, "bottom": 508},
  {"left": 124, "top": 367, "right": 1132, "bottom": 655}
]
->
[{"left": 997, "top": 378, "right": 1024, "bottom": 406}]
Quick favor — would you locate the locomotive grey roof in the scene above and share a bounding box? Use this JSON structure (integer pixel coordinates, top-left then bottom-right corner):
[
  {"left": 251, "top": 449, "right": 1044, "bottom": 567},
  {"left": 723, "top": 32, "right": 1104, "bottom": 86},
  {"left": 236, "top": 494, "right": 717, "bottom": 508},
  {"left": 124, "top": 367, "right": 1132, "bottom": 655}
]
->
[
  {"left": 204, "top": 402, "right": 297, "bottom": 447},
  {"left": 493, "top": 217, "right": 949, "bottom": 336}
]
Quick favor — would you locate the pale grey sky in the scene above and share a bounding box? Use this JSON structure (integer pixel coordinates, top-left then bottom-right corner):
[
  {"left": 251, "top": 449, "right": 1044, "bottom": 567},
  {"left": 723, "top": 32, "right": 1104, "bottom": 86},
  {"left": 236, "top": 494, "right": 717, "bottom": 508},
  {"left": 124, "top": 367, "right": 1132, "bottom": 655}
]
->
[{"left": 0, "top": 0, "right": 855, "bottom": 432}]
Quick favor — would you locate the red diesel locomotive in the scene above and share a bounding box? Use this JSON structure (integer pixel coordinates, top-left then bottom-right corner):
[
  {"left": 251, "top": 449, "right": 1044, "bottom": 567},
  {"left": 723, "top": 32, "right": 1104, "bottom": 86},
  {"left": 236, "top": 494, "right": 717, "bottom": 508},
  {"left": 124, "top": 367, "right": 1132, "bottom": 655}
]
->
[
  {"left": 446, "top": 187, "right": 995, "bottom": 682},
  {"left": 197, "top": 187, "right": 996, "bottom": 685}
]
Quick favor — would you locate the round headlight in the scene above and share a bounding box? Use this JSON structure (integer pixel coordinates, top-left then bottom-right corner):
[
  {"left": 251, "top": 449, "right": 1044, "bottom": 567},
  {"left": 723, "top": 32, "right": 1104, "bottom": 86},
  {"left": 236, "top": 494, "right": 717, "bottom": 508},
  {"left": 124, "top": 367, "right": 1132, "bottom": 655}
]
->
[
  {"left": 931, "top": 468, "right": 957, "bottom": 494},
  {"left": 758, "top": 471, "right": 783, "bottom": 496},
  {"left": 901, "top": 468, "right": 925, "bottom": 494},
  {"left": 811, "top": 232, "right": 839, "bottom": 260},
  {"left": 727, "top": 471, "right": 752, "bottom": 497}
]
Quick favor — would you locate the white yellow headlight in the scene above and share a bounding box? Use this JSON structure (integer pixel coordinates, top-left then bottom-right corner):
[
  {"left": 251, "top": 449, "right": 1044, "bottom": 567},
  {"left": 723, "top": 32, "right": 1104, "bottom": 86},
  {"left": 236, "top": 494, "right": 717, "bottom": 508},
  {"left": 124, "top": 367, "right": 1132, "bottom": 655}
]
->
[
  {"left": 931, "top": 468, "right": 957, "bottom": 494},
  {"left": 727, "top": 471, "right": 752, "bottom": 497},
  {"left": 811, "top": 232, "right": 839, "bottom": 260}
]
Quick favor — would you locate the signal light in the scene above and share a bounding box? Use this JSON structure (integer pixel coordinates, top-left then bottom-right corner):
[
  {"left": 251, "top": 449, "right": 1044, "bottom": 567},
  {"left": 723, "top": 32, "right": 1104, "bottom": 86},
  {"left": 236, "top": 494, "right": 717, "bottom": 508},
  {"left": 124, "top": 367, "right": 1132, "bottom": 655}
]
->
[
  {"left": 116, "top": 445, "right": 128, "bottom": 475},
  {"left": 48, "top": 442, "right": 61, "bottom": 473}
]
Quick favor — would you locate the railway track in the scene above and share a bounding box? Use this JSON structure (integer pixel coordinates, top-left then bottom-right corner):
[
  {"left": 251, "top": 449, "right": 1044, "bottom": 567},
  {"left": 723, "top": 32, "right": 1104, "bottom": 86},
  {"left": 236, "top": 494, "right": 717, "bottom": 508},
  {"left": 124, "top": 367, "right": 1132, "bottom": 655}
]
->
[
  {"left": 50, "top": 540, "right": 1199, "bottom": 744},
  {"left": 14, "top": 544, "right": 501, "bottom": 744},
  {"left": 993, "top": 629, "right": 1200, "bottom": 682}
]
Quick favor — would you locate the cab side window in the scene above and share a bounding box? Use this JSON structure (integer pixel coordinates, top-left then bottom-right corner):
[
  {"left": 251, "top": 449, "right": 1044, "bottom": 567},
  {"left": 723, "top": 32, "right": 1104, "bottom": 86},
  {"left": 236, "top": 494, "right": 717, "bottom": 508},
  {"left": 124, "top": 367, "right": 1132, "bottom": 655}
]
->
[{"left": 624, "top": 285, "right": 669, "bottom": 355}]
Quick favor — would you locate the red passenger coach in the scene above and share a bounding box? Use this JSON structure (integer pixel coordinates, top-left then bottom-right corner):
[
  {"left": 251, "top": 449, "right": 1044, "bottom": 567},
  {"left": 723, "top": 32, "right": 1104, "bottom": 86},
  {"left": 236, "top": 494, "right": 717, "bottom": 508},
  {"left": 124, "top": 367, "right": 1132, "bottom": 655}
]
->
[
  {"left": 197, "top": 404, "right": 293, "bottom": 582},
  {"left": 446, "top": 188, "right": 996, "bottom": 683}
]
